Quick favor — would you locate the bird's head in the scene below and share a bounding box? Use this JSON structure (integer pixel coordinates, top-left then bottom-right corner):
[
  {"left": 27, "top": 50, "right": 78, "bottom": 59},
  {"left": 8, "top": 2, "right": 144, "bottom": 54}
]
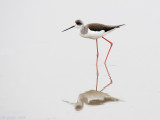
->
[
  {"left": 62, "top": 19, "right": 84, "bottom": 32},
  {"left": 75, "top": 19, "right": 84, "bottom": 28}
]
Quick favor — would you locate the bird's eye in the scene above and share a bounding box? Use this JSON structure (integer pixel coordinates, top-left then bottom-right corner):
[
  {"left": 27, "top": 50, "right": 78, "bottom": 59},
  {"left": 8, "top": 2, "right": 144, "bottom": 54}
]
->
[{"left": 75, "top": 20, "right": 82, "bottom": 25}]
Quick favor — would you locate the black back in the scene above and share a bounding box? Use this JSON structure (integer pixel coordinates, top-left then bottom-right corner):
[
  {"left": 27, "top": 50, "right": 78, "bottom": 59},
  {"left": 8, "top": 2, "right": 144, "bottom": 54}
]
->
[{"left": 88, "top": 23, "right": 124, "bottom": 32}]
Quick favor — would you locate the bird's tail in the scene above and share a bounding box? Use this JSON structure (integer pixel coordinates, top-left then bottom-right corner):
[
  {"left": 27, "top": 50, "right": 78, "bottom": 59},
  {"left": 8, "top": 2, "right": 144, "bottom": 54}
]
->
[{"left": 116, "top": 24, "right": 125, "bottom": 28}]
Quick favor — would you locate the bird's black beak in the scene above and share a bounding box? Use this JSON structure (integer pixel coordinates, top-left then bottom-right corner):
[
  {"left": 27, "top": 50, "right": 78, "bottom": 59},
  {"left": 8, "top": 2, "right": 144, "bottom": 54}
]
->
[{"left": 62, "top": 25, "right": 75, "bottom": 32}]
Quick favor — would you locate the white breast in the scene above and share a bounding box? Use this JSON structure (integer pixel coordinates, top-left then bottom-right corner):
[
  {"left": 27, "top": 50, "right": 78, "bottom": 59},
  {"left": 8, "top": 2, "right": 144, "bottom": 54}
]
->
[
  {"left": 80, "top": 28, "right": 116, "bottom": 40},
  {"left": 80, "top": 29, "right": 105, "bottom": 39}
]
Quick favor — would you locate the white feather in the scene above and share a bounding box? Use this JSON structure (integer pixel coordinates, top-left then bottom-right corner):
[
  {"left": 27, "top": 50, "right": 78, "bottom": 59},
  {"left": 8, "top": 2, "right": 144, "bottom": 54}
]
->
[{"left": 79, "top": 28, "right": 116, "bottom": 40}]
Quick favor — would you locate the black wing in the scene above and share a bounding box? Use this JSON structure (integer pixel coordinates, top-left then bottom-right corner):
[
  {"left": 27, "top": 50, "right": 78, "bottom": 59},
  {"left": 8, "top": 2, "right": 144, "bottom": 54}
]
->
[{"left": 88, "top": 23, "right": 125, "bottom": 32}]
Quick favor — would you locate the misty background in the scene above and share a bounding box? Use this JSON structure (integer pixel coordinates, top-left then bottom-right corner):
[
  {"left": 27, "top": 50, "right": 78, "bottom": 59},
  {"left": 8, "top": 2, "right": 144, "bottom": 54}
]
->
[{"left": 0, "top": 0, "right": 160, "bottom": 120}]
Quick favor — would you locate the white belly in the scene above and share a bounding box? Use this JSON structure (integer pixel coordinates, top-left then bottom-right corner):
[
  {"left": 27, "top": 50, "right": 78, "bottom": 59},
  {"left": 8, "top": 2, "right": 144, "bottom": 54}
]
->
[
  {"left": 80, "top": 29, "right": 105, "bottom": 39},
  {"left": 80, "top": 29, "right": 115, "bottom": 40}
]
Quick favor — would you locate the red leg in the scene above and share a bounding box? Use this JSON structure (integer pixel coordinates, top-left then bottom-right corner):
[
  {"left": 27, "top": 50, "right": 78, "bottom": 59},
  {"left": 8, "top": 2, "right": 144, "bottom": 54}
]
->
[
  {"left": 100, "top": 37, "right": 113, "bottom": 91},
  {"left": 102, "top": 37, "right": 113, "bottom": 64},
  {"left": 96, "top": 39, "right": 99, "bottom": 91}
]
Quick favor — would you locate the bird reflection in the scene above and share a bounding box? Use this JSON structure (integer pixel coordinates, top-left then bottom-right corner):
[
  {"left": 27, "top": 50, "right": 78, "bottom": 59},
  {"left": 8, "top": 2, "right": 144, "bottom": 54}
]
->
[
  {"left": 63, "top": 64, "right": 118, "bottom": 111},
  {"left": 63, "top": 90, "right": 119, "bottom": 111}
]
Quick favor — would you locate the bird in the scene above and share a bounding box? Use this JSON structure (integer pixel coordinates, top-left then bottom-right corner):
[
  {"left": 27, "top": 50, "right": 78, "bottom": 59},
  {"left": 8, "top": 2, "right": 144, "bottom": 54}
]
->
[{"left": 62, "top": 19, "right": 125, "bottom": 91}]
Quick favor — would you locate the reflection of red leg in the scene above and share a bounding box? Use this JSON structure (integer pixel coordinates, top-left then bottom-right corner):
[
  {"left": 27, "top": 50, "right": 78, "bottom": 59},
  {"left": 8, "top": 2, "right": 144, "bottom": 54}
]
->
[
  {"left": 96, "top": 39, "right": 99, "bottom": 91},
  {"left": 100, "top": 37, "right": 113, "bottom": 92},
  {"left": 100, "top": 64, "right": 112, "bottom": 92}
]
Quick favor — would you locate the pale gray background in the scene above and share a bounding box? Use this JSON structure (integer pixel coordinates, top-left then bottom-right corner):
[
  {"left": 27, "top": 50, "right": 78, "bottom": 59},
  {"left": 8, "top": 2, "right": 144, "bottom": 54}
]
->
[{"left": 0, "top": 0, "right": 160, "bottom": 120}]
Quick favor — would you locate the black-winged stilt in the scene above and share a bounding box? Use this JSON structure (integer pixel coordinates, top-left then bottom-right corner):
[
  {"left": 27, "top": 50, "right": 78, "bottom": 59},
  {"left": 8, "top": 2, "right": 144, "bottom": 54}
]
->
[{"left": 62, "top": 20, "right": 125, "bottom": 91}]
